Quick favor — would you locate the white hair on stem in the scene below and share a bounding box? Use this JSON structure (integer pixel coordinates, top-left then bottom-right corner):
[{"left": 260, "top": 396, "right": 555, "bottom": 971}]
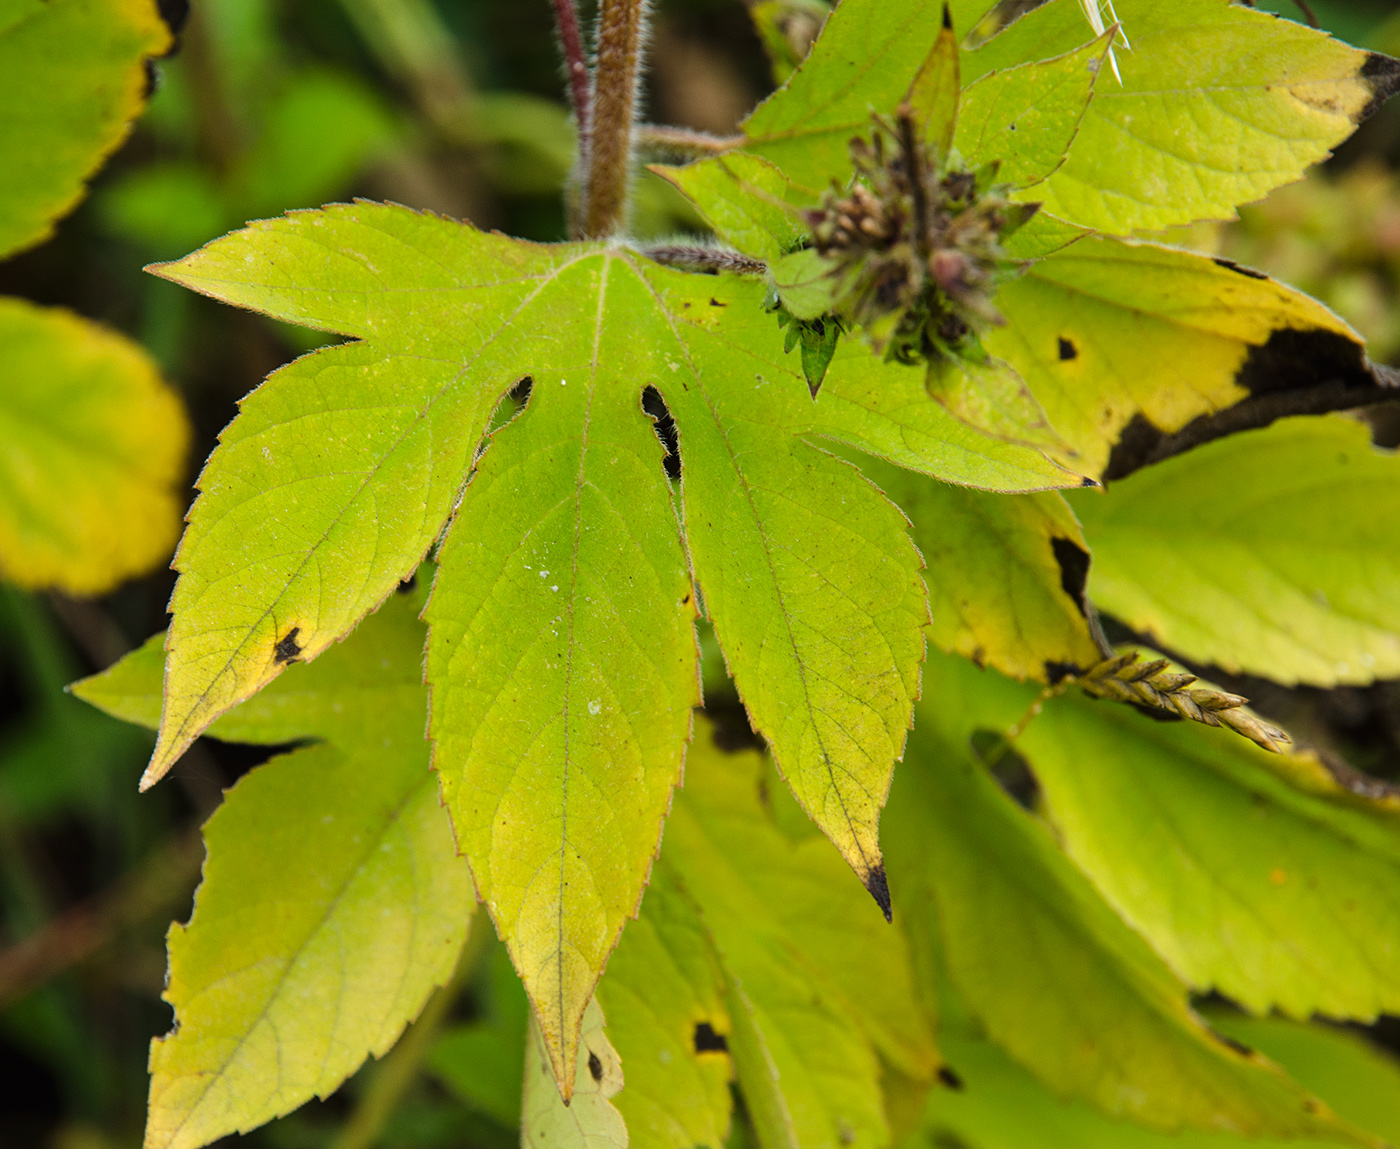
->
[{"left": 1079, "top": 0, "right": 1129, "bottom": 83}]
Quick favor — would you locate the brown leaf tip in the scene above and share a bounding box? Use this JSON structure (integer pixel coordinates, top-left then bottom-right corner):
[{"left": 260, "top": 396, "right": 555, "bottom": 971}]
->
[
  {"left": 941, "top": 3, "right": 953, "bottom": 31},
  {"left": 1361, "top": 53, "right": 1400, "bottom": 122},
  {"left": 865, "top": 864, "right": 893, "bottom": 922}
]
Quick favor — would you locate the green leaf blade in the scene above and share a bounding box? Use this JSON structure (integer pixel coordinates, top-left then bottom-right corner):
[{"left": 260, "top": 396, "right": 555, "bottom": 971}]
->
[
  {"left": 425, "top": 255, "right": 699, "bottom": 1095},
  {"left": 1073, "top": 414, "right": 1400, "bottom": 686}
]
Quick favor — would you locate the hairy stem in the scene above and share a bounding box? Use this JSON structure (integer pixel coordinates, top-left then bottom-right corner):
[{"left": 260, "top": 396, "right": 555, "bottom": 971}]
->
[
  {"left": 584, "top": 0, "right": 648, "bottom": 238},
  {"left": 552, "top": 0, "right": 592, "bottom": 150},
  {"left": 635, "top": 124, "right": 742, "bottom": 158}
]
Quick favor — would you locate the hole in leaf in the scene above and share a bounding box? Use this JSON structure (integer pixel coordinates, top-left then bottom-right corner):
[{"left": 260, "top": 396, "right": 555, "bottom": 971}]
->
[
  {"left": 693, "top": 1022, "right": 728, "bottom": 1053},
  {"left": 1049, "top": 536, "right": 1090, "bottom": 618},
  {"left": 642, "top": 386, "right": 681, "bottom": 480}
]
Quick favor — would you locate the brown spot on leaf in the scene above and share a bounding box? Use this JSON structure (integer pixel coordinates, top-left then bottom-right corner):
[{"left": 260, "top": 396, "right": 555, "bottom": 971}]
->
[
  {"left": 274, "top": 627, "right": 303, "bottom": 664},
  {"left": 865, "top": 864, "right": 893, "bottom": 923},
  {"left": 693, "top": 1022, "right": 728, "bottom": 1053},
  {"left": 1057, "top": 337, "right": 1078, "bottom": 361},
  {"left": 937, "top": 1066, "right": 965, "bottom": 1091},
  {"left": 588, "top": 1051, "right": 603, "bottom": 1083}
]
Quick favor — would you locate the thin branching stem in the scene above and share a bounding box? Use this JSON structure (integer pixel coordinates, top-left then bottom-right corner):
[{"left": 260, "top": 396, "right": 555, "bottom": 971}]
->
[
  {"left": 551, "top": 0, "right": 592, "bottom": 150},
  {"left": 584, "top": 0, "right": 648, "bottom": 238}
]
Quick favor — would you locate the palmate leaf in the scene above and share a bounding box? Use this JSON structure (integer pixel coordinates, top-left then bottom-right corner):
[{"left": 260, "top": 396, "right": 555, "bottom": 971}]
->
[
  {"left": 1072, "top": 414, "right": 1400, "bottom": 686},
  {"left": 0, "top": 299, "right": 189, "bottom": 594},
  {"left": 886, "top": 649, "right": 1367, "bottom": 1141},
  {"left": 612, "top": 725, "right": 935, "bottom": 1149},
  {"left": 965, "top": 0, "right": 1400, "bottom": 234},
  {"left": 144, "top": 202, "right": 929, "bottom": 1089},
  {"left": 72, "top": 587, "right": 475, "bottom": 1149}
]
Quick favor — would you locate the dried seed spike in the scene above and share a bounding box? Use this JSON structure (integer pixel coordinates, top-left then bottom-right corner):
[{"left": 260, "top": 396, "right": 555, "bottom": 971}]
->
[{"left": 1123, "top": 658, "right": 1171, "bottom": 683}]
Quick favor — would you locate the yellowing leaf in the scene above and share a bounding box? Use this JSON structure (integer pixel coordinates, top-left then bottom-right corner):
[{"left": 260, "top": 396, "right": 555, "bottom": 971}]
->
[
  {"left": 966, "top": 0, "right": 1400, "bottom": 233},
  {"left": 523, "top": 998, "right": 627, "bottom": 1149},
  {"left": 1019, "top": 685, "right": 1400, "bottom": 1022},
  {"left": 424, "top": 266, "right": 698, "bottom": 1095},
  {"left": 0, "top": 0, "right": 171, "bottom": 257},
  {"left": 0, "top": 299, "right": 188, "bottom": 595},
  {"left": 867, "top": 459, "right": 1101, "bottom": 681},
  {"left": 1072, "top": 415, "right": 1400, "bottom": 686},
  {"left": 886, "top": 655, "right": 1366, "bottom": 1141},
  {"left": 987, "top": 238, "right": 1369, "bottom": 480},
  {"left": 597, "top": 870, "right": 733, "bottom": 1149},
  {"left": 72, "top": 589, "right": 473, "bottom": 1149}
]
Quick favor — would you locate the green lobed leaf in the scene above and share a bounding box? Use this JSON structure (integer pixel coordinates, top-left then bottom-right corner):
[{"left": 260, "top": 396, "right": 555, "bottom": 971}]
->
[
  {"left": 523, "top": 998, "right": 628, "bottom": 1149},
  {"left": 987, "top": 238, "right": 1369, "bottom": 480},
  {"left": 423, "top": 264, "right": 699, "bottom": 1094},
  {"left": 1071, "top": 415, "right": 1400, "bottom": 686},
  {"left": 0, "top": 298, "right": 190, "bottom": 595},
  {"left": 865, "top": 460, "right": 1101, "bottom": 681},
  {"left": 965, "top": 0, "right": 1400, "bottom": 233},
  {"left": 1016, "top": 683, "right": 1400, "bottom": 1022},
  {"left": 658, "top": 727, "right": 936, "bottom": 1149},
  {"left": 596, "top": 869, "right": 733, "bottom": 1149},
  {"left": 885, "top": 651, "right": 1365, "bottom": 1140},
  {"left": 73, "top": 588, "right": 474, "bottom": 1149},
  {"left": 0, "top": 0, "right": 171, "bottom": 258}
]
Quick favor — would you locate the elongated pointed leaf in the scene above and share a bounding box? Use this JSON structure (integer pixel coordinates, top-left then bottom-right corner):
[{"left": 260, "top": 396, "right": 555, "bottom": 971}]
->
[
  {"left": 424, "top": 259, "right": 699, "bottom": 1095},
  {"left": 965, "top": 0, "right": 1400, "bottom": 233},
  {"left": 143, "top": 209, "right": 570, "bottom": 785},
  {"left": 886, "top": 654, "right": 1366, "bottom": 1140},
  {"left": 0, "top": 299, "right": 189, "bottom": 594},
  {"left": 902, "top": 8, "right": 960, "bottom": 158},
  {"left": 661, "top": 280, "right": 929, "bottom": 907},
  {"left": 987, "top": 238, "right": 1369, "bottom": 480},
  {"left": 1019, "top": 687, "right": 1400, "bottom": 1022},
  {"left": 596, "top": 870, "right": 733, "bottom": 1149},
  {"left": 1072, "top": 415, "right": 1400, "bottom": 686},
  {"left": 0, "top": 0, "right": 171, "bottom": 258}
]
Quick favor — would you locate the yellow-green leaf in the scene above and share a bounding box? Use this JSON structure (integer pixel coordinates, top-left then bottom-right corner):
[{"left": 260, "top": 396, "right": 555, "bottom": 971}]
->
[
  {"left": 0, "top": 0, "right": 171, "bottom": 257},
  {"left": 0, "top": 298, "right": 188, "bottom": 595},
  {"left": 597, "top": 869, "right": 733, "bottom": 1149},
  {"left": 1072, "top": 415, "right": 1400, "bottom": 686},
  {"left": 867, "top": 460, "right": 1101, "bottom": 681},
  {"left": 652, "top": 154, "right": 810, "bottom": 263},
  {"left": 424, "top": 264, "right": 698, "bottom": 1095},
  {"left": 965, "top": 0, "right": 1400, "bottom": 233},
  {"left": 1018, "top": 685, "right": 1400, "bottom": 1022},
  {"left": 987, "top": 238, "right": 1369, "bottom": 480},
  {"left": 524, "top": 998, "right": 628, "bottom": 1149},
  {"left": 886, "top": 655, "right": 1365, "bottom": 1140}
]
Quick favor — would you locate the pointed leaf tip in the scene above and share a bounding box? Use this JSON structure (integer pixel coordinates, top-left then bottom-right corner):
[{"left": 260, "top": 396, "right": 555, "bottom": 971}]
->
[
  {"left": 1362, "top": 53, "right": 1400, "bottom": 121},
  {"left": 865, "top": 864, "right": 893, "bottom": 922}
]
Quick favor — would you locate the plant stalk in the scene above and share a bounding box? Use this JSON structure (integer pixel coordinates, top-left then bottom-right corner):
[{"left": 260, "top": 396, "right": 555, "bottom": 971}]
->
[
  {"left": 583, "top": 0, "right": 649, "bottom": 238},
  {"left": 552, "top": 0, "right": 592, "bottom": 150}
]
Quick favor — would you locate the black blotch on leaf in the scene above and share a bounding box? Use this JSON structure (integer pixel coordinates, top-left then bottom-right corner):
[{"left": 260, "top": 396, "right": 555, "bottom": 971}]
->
[
  {"left": 1057, "top": 337, "right": 1078, "bottom": 361},
  {"left": 937, "top": 1066, "right": 965, "bottom": 1091},
  {"left": 693, "top": 1022, "right": 728, "bottom": 1053},
  {"left": 1212, "top": 1030, "right": 1254, "bottom": 1058},
  {"left": 941, "top": 2, "right": 953, "bottom": 30},
  {"left": 1049, "top": 537, "right": 1090, "bottom": 619},
  {"left": 274, "top": 627, "right": 303, "bottom": 664},
  {"left": 396, "top": 573, "right": 418, "bottom": 595},
  {"left": 1235, "top": 327, "right": 1370, "bottom": 398},
  {"left": 1361, "top": 53, "right": 1400, "bottom": 122},
  {"left": 971, "top": 729, "right": 1040, "bottom": 810},
  {"left": 709, "top": 297, "right": 727, "bottom": 307},
  {"left": 865, "top": 864, "right": 893, "bottom": 923},
  {"left": 1213, "top": 257, "right": 1268, "bottom": 280},
  {"left": 588, "top": 1051, "right": 604, "bottom": 1083},
  {"left": 1043, "top": 660, "right": 1080, "bottom": 685},
  {"left": 642, "top": 386, "right": 681, "bottom": 480}
]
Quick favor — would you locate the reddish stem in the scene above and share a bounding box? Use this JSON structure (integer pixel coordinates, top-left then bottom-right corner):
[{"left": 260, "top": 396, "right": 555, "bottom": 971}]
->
[{"left": 551, "top": 0, "right": 591, "bottom": 147}]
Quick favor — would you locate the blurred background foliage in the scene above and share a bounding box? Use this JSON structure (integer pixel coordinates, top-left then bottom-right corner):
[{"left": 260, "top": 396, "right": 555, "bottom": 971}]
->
[{"left": 2, "top": 0, "right": 1400, "bottom": 1146}]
